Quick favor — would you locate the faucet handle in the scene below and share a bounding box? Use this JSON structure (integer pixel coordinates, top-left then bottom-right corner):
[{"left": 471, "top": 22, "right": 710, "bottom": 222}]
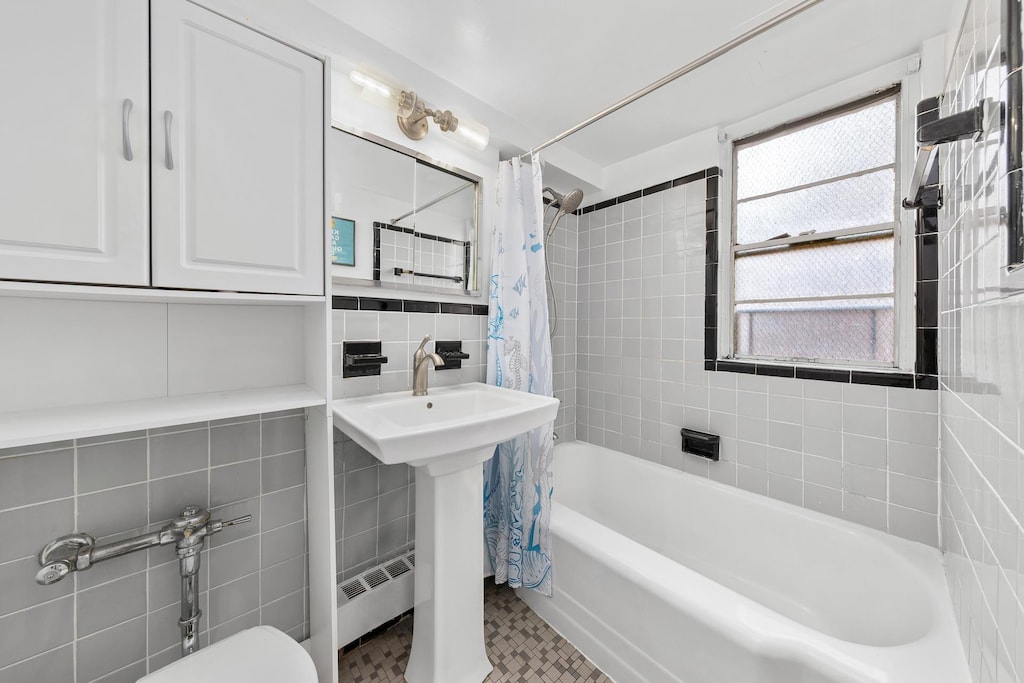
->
[
  {"left": 209, "top": 514, "right": 252, "bottom": 534},
  {"left": 415, "top": 334, "right": 432, "bottom": 354}
]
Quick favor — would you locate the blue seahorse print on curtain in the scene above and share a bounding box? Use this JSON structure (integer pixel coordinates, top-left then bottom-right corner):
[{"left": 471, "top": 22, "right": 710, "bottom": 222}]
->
[{"left": 484, "top": 155, "right": 555, "bottom": 595}]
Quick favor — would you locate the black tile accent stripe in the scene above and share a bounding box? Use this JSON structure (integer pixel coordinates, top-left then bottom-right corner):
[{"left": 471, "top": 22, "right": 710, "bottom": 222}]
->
[
  {"left": 852, "top": 371, "right": 915, "bottom": 388},
  {"left": 576, "top": 168, "right": 716, "bottom": 215},
  {"left": 332, "top": 296, "right": 487, "bottom": 315},
  {"left": 403, "top": 300, "right": 440, "bottom": 313},
  {"left": 642, "top": 180, "right": 673, "bottom": 195},
  {"left": 440, "top": 302, "right": 474, "bottom": 315},
  {"left": 331, "top": 296, "right": 358, "bottom": 310},
  {"left": 704, "top": 168, "right": 723, "bottom": 383},
  {"left": 795, "top": 367, "right": 852, "bottom": 383},
  {"left": 358, "top": 297, "right": 403, "bottom": 312},
  {"left": 913, "top": 204, "right": 940, "bottom": 390},
  {"left": 374, "top": 222, "right": 468, "bottom": 246},
  {"left": 372, "top": 221, "right": 471, "bottom": 288},
  {"left": 755, "top": 364, "right": 796, "bottom": 378}
]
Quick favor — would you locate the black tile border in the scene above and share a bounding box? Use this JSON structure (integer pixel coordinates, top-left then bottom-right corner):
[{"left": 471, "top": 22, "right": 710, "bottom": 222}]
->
[
  {"left": 698, "top": 163, "right": 939, "bottom": 390},
  {"left": 372, "top": 221, "right": 471, "bottom": 289},
  {"left": 358, "top": 297, "right": 403, "bottom": 312},
  {"left": 575, "top": 167, "right": 721, "bottom": 215},
  {"left": 403, "top": 300, "right": 441, "bottom": 313},
  {"left": 332, "top": 295, "right": 487, "bottom": 315}
]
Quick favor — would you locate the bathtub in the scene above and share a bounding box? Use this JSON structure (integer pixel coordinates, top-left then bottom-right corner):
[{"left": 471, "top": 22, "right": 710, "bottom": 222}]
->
[{"left": 517, "top": 442, "right": 969, "bottom": 683}]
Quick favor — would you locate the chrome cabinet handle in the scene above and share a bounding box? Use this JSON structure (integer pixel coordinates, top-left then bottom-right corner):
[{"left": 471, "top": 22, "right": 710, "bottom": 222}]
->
[
  {"left": 121, "top": 99, "right": 134, "bottom": 161},
  {"left": 163, "top": 110, "right": 174, "bottom": 170}
]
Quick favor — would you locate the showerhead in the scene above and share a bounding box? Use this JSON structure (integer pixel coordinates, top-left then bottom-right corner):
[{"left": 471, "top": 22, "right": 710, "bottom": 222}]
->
[{"left": 543, "top": 187, "right": 584, "bottom": 238}]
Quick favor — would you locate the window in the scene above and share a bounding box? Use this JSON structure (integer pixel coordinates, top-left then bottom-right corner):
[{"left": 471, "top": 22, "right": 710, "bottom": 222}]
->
[{"left": 729, "top": 89, "right": 900, "bottom": 367}]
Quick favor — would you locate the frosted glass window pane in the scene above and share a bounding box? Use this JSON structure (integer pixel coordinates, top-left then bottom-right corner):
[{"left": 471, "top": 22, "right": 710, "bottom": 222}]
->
[
  {"left": 736, "top": 169, "right": 895, "bottom": 244},
  {"left": 734, "top": 299, "right": 894, "bottom": 362},
  {"left": 736, "top": 99, "right": 896, "bottom": 199},
  {"left": 734, "top": 237, "right": 894, "bottom": 300}
]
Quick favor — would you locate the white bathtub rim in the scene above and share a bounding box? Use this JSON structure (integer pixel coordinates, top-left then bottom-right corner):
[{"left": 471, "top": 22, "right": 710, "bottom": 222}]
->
[
  {"left": 548, "top": 500, "right": 969, "bottom": 683},
  {"left": 556, "top": 440, "right": 940, "bottom": 571}
]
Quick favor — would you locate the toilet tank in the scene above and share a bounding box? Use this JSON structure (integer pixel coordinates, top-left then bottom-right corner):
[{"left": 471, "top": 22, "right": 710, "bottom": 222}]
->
[{"left": 138, "top": 626, "right": 318, "bottom": 683}]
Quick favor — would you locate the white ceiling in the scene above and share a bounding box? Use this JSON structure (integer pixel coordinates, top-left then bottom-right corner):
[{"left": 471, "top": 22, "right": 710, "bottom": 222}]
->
[{"left": 311, "top": 0, "right": 954, "bottom": 172}]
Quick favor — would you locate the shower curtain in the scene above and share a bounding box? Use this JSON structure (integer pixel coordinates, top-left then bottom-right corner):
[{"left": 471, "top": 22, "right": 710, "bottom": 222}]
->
[{"left": 484, "top": 156, "right": 555, "bottom": 595}]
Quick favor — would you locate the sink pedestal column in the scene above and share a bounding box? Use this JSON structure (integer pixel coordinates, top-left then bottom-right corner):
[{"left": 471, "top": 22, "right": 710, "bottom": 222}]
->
[{"left": 405, "top": 446, "right": 494, "bottom": 683}]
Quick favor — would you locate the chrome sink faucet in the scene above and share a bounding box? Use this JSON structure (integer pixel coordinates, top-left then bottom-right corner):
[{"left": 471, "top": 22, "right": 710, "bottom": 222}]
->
[{"left": 413, "top": 334, "right": 445, "bottom": 396}]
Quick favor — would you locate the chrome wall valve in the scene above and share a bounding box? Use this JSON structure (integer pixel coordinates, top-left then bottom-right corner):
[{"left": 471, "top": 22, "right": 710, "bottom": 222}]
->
[
  {"left": 35, "top": 533, "right": 96, "bottom": 584},
  {"left": 35, "top": 505, "right": 251, "bottom": 656}
]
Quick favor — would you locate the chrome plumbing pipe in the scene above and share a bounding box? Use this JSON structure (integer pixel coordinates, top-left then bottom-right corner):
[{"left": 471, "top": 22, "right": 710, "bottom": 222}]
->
[{"left": 35, "top": 505, "right": 251, "bottom": 657}]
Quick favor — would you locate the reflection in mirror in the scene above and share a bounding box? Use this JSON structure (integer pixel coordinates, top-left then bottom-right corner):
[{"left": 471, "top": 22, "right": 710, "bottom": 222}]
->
[{"left": 328, "top": 126, "right": 480, "bottom": 294}]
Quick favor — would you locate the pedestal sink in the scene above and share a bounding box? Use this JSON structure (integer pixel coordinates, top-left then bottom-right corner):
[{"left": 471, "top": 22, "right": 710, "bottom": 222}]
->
[{"left": 331, "top": 382, "right": 559, "bottom": 683}]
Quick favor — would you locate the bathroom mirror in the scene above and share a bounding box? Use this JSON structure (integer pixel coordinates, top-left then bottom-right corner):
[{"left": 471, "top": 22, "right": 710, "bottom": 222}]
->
[{"left": 328, "top": 126, "right": 480, "bottom": 295}]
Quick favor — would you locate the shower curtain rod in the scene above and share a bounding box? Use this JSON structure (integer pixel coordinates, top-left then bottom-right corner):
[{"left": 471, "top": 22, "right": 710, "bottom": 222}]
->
[{"left": 518, "top": 0, "right": 827, "bottom": 159}]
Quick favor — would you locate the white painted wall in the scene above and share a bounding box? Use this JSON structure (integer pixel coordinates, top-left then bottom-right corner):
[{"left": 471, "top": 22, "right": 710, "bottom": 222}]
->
[
  {"left": 589, "top": 44, "right": 947, "bottom": 205},
  {"left": 589, "top": 127, "right": 720, "bottom": 205},
  {"left": 0, "top": 298, "right": 307, "bottom": 413}
]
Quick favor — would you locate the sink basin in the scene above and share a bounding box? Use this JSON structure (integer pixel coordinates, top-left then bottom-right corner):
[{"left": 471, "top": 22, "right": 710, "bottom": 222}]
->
[
  {"left": 331, "top": 381, "right": 559, "bottom": 683},
  {"left": 331, "top": 382, "right": 559, "bottom": 469}
]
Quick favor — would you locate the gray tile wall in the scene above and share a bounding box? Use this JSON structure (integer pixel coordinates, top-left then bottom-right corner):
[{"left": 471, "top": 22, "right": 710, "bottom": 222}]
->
[
  {"left": 331, "top": 308, "right": 487, "bottom": 582},
  {"left": 574, "top": 179, "right": 942, "bottom": 545},
  {"left": 939, "top": 1, "right": 1024, "bottom": 680},
  {"left": 0, "top": 412, "right": 309, "bottom": 682},
  {"left": 546, "top": 210, "right": 579, "bottom": 441}
]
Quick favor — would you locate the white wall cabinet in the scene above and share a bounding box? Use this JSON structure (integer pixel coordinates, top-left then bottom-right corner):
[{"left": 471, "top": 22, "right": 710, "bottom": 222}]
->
[
  {"left": 151, "top": 1, "right": 325, "bottom": 295},
  {"left": 0, "top": 0, "right": 324, "bottom": 296},
  {"left": 0, "top": 1, "right": 150, "bottom": 286}
]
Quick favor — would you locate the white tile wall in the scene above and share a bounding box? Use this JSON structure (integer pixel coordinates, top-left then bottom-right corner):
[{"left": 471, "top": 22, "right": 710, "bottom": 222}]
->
[
  {"left": 939, "top": 0, "right": 1024, "bottom": 680},
  {"left": 574, "top": 180, "right": 942, "bottom": 545}
]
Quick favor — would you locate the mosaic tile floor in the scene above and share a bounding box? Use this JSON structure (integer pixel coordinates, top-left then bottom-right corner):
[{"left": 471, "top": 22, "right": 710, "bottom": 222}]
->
[{"left": 339, "top": 580, "right": 612, "bottom": 682}]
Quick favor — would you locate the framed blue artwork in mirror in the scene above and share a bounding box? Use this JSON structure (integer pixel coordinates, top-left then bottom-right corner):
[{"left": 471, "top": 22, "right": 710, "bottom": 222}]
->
[{"left": 332, "top": 217, "right": 356, "bottom": 266}]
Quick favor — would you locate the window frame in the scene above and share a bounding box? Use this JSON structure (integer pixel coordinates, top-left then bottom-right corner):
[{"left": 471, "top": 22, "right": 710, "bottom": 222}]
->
[{"left": 719, "top": 84, "right": 917, "bottom": 373}]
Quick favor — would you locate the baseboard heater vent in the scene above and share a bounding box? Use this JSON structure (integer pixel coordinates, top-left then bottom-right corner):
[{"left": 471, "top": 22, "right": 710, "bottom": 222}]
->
[{"left": 337, "top": 550, "right": 416, "bottom": 647}]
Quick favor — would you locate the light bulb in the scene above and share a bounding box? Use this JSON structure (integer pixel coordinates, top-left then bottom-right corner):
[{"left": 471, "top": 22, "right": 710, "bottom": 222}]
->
[
  {"left": 450, "top": 115, "right": 490, "bottom": 151},
  {"left": 349, "top": 68, "right": 402, "bottom": 110}
]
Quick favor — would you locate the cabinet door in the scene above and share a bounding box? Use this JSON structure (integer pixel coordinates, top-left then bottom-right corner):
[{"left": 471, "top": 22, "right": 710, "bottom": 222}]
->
[
  {"left": 151, "top": 1, "right": 325, "bottom": 295},
  {"left": 0, "top": 1, "right": 149, "bottom": 286}
]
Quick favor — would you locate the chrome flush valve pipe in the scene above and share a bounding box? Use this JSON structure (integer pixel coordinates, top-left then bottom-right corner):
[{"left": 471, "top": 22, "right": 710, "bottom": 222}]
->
[
  {"left": 35, "top": 504, "right": 251, "bottom": 657},
  {"left": 170, "top": 505, "right": 213, "bottom": 657}
]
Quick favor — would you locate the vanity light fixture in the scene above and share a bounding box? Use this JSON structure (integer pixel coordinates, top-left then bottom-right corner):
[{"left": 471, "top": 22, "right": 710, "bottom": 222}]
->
[{"left": 349, "top": 67, "right": 490, "bottom": 151}]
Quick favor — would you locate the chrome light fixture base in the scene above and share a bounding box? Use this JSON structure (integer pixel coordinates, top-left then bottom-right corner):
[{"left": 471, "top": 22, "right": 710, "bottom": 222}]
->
[
  {"left": 396, "top": 90, "right": 461, "bottom": 142},
  {"left": 397, "top": 90, "right": 428, "bottom": 140},
  {"left": 350, "top": 69, "right": 490, "bottom": 150},
  {"left": 397, "top": 113, "right": 429, "bottom": 140}
]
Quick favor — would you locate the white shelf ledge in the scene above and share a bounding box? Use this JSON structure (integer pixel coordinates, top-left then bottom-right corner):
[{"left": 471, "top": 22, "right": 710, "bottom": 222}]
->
[
  {"left": 0, "top": 280, "right": 326, "bottom": 305},
  {"left": 0, "top": 385, "right": 326, "bottom": 450}
]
